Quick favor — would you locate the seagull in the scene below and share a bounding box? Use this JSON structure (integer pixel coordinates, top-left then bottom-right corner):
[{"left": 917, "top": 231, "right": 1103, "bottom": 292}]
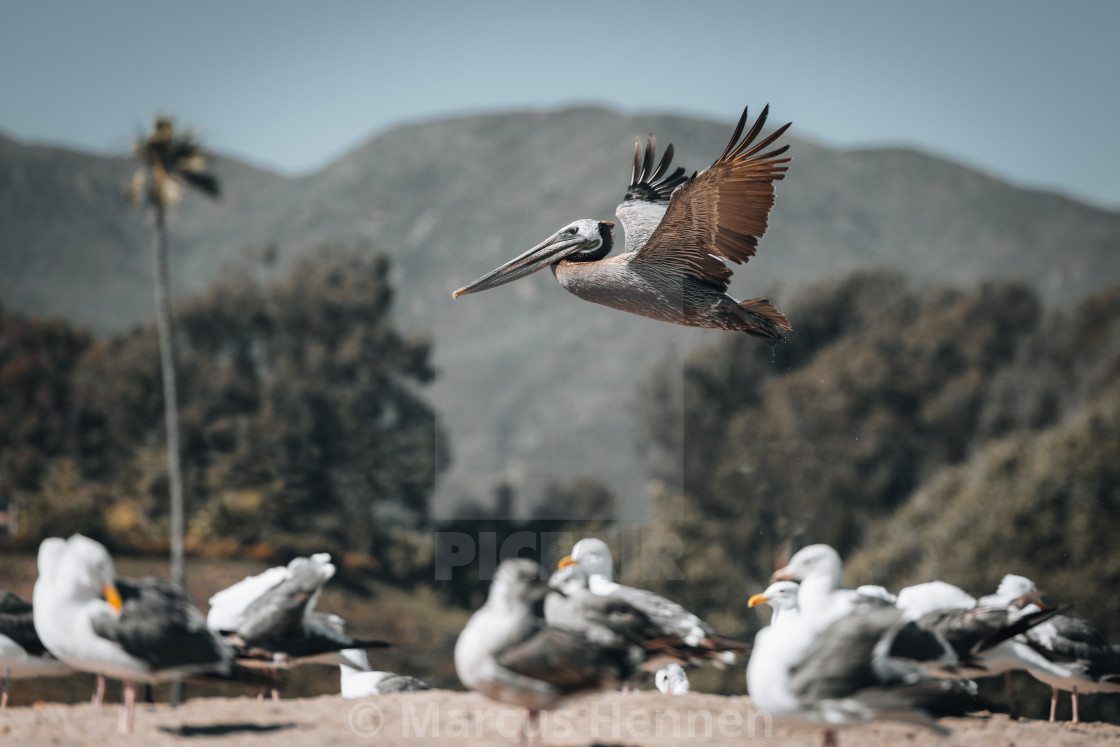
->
[
  {"left": 205, "top": 562, "right": 291, "bottom": 632},
  {"left": 878, "top": 577, "right": 1071, "bottom": 719},
  {"left": 747, "top": 598, "right": 972, "bottom": 747},
  {"left": 655, "top": 662, "right": 690, "bottom": 695},
  {"left": 208, "top": 553, "right": 390, "bottom": 699},
  {"left": 545, "top": 558, "right": 734, "bottom": 687},
  {"left": 748, "top": 551, "right": 1005, "bottom": 745},
  {"left": 453, "top": 104, "right": 794, "bottom": 344},
  {"left": 747, "top": 580, "right": 801, "bottom": 625},
  {"left": 769, "top": 544, "right": 893, "bottom": 632},
  {"left": 560, "top": 538, "right": 748, "bottom": 664},
  {"left": 455, "top": 558, "right": 643, "bottom": 746},
  {"left": 339, "top": 648, "right": 431, "bottom": 697},
  {"left": 983, "top": 574, "right": 1120, "bottom": 722},
  {"left": 0, "top": 590, "right": 72, "bottom": 708},
  {"left": 896, "top": 582, "right": 1066, "bottom": 678},
  {"left": 32, "top": 535, "right": 234, "bottom": 733}
]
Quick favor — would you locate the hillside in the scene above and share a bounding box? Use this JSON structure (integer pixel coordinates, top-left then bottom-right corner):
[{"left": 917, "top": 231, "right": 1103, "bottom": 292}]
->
[{"left": 2, "top": 108, "right": 1118, "bottom": 516}]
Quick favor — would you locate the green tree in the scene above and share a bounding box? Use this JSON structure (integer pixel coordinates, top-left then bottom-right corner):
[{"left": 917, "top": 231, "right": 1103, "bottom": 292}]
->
[
  {"left": 0, "top": 307, "right": 97, "bottom": 544},
  {"left": 71, "top": 245, "right": 449, "bottom": 562},
  {"left": 126, "top": 116, "right": 219, "bottom": 589}
]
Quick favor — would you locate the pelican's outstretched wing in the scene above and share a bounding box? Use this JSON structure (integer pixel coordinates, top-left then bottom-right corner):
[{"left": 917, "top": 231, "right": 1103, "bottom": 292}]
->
[
  {"left": 629, "top": 105, "right": 791, "bottom": 292},
  {"left": 615, "top": 135, "right": 689, "bottom": 254}
]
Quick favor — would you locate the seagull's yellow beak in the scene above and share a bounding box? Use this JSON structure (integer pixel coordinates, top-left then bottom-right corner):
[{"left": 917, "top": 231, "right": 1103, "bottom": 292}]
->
[
  {"left": 558, "top": 555, "right": 577, "bottom": 569},
  {"left": 103, "top": 583, "right": 122, "bottom": 613},
  {"left": 748, "top": 593, "right": 769, "bottom": 608}
]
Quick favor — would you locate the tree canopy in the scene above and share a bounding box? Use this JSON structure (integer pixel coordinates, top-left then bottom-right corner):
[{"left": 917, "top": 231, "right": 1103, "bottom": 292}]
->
[{"left": 1, "top": 246, "right": 448, "bottom": 560}]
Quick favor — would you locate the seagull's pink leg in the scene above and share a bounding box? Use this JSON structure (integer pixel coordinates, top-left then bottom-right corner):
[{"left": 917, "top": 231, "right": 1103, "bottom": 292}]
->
[
  {"left": 92, "top": 674, "right": 106, "bottom": 707},
  {"left": 1049, "top": 686, "right": 1059, "bottom": 722},
  {"left": 1072, "top": 685, "right": 1080, "bottom": 723},
  {"left": 118, "top": 680, "right": 136, "bottom": 734}
]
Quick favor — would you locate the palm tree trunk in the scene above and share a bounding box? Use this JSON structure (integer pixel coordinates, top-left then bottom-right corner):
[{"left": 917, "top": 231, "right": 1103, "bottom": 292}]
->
[{"left": 151, "top": 202, "right": 186, "bottom": 590}]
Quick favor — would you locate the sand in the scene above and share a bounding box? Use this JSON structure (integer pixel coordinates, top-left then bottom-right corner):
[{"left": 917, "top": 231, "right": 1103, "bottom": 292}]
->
[{"left": 3, "top": 690, "right": 1120, "bottom": 746}]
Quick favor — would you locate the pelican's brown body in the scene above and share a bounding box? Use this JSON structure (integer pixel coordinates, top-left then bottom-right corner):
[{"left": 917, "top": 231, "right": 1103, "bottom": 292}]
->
[
  {"left": 553, "top": 251, "right": 787, "bottom": 337},
  {"left": 454, "top": 104, "right": 793, "bottom": 344}
]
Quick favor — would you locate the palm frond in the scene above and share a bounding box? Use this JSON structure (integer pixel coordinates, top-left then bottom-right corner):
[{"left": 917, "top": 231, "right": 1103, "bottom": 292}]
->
[
  {"left": 178, "top": 169, "right": 221, "bottom": 199},
  {"left": 131, "top": 115, "right": 222, "bottom": 202}
]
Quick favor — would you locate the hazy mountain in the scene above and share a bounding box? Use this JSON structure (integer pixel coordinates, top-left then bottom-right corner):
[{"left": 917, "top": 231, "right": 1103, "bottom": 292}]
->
[{"left": 2, "top": 107, "right": 1118, "bottom": 518}]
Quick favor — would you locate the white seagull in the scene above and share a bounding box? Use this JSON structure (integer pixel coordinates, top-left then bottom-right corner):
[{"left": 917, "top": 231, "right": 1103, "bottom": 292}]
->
[
  {"left": 655, "top": 662, "right": 691, "bottom": 695},
  {"left": 561, "top": 538, "right": 747, "bottom": 673},
  {"left": 339, "top": 648, "right": 431, "bottom": 697},
  {"left": 768, "top": 544, "right": 895, "bottom": 634},
  {"left": 747, "top": 580, "right": 801, "bottom": 625},
  {"left": 32, "top": 535, "right": 234, "bottom": 733},
  {"left": 455, "top": 558, "right": 643, "bottom": 746},
  {"left": 546, "top": 556, "right": 745, "bottom": 678},
  {"left": 747, "top": 545, "right": 1045, "bottom": 746},
  {"left": 983, "top": 574, "right": 1120, "bottom": 722},
  {"left": 207, "top": 553, "right": 389, "bottom": 699}
]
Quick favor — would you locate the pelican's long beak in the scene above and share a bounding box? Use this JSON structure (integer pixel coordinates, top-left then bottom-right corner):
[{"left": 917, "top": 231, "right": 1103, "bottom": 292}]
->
[
  {"left": 452, "top": 231, "right": 591, "bottom": 299},
  {"left": 103, "top": 583, "right": 123, "bottom": 613},
  {"left": 747, "top": 593, "right": 768, "bottom": 608},
  {"left": 557, "top": 555, "right": 577, "bottom": 569}
]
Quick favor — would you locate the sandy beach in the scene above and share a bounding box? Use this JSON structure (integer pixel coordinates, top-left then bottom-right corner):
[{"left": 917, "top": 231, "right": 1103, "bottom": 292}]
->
[{"left": 3, "top": 690, "right": 1120, "bottom": 746}]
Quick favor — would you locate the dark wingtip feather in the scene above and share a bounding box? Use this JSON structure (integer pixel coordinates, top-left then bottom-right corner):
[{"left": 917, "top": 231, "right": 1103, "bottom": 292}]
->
[
  {"left": 624, "top": 135, "right": 689, "bottom": 203},
  {"left": 651, "top": 143, "right": 675, "bottom": 181},
  {"left": 641, "top": 134, "right": 656, "bottom": 182},
  {"left": 719, "top": 106, "right": 750, "bottom": 161},
  {"left": 631, "top": 137, "right": 642, "bottom": 186}
]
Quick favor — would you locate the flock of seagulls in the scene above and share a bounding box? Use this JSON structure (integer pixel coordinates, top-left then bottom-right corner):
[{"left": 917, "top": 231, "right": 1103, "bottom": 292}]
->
[
  {"left": 4, "top": 534, "right": 1120, "bottom": 742},
  {"left": 743, "top": 544, "right": 1120, "bottom": 744},
  {"left": 2, "top": 534, "right": 394, "bottom": 732},
  {"left": 448, "top": 540, "right": 1120, "bottom": 745}
]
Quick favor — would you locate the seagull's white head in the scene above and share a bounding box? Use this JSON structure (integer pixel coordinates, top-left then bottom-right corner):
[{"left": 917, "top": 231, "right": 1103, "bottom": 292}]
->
[
  {"left": 571, "top": 538, "right": 614, "bottom": 581},
  {"left": 36, "top": 537, "right": 68, "bottom": 580},
  {"left": 994, "top": 574, "right": 1037, "bottom": 601},
  {"left": 770, "top": 544, "right": 842, "bottom": 587},
  {"left": 748, "top": 580, "right": 800, "bottom": 612},
  {"left": 54, "top": 534, "right": 121, "bottom": 611}
]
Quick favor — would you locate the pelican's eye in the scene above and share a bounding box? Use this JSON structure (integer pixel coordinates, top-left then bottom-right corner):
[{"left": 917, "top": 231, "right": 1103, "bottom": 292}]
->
[{"left": 566, "top": 227, "right": 578, "bottom": 235}]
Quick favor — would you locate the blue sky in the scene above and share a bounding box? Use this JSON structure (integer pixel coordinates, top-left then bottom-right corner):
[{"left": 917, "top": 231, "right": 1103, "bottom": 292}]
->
[{"left": 2, "top": 0, "right": 1118, "bottom": 207}]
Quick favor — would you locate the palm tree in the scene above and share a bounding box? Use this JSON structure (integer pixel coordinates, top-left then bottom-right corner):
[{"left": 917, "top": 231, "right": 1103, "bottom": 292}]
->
[{"left": 127, "top": 116, "right": 219, "bottom": 591}]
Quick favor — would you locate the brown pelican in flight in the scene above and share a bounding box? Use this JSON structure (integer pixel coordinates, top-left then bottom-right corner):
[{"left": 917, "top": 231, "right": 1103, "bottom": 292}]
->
[{"left": 452, "top": 104, "right": 793, "bottom": 344}]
